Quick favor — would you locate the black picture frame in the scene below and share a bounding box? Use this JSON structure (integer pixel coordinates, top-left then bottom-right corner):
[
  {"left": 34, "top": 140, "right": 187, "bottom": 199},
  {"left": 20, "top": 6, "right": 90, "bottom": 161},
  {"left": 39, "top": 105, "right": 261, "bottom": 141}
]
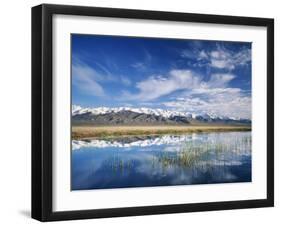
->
[{"left": 32, "top": 4, "right": 274, "bottom": 222}]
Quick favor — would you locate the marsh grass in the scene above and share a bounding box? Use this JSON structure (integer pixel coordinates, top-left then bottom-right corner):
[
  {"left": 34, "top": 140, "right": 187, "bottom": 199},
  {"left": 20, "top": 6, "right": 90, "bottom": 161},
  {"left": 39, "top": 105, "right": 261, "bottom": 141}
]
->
[
  {"left": 104, "top": 134, "right": 251, "bottom": 173},
  {"left": 105, "top": 154, "right": 134, "bottom": 173}
]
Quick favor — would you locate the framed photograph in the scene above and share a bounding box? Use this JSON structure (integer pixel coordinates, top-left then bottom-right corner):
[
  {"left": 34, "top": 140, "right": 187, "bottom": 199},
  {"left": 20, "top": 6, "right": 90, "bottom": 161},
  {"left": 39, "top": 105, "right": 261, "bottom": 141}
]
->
[{"left": 32, "top": 4, "right": 274, "bottom": 221}]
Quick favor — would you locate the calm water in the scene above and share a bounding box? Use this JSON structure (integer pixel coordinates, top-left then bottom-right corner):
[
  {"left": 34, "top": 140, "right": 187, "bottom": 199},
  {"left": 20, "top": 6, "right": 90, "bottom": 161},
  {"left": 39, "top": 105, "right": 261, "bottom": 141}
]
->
[{"left": 71, "top": 131, "right": 251, "bottom": 190}]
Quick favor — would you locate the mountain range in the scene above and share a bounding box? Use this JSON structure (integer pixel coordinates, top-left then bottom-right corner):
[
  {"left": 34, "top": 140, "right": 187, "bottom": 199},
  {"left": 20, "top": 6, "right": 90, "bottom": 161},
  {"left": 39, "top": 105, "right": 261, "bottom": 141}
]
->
[{"left": 72, "top": 105, "right": 251, "bottom": 126}]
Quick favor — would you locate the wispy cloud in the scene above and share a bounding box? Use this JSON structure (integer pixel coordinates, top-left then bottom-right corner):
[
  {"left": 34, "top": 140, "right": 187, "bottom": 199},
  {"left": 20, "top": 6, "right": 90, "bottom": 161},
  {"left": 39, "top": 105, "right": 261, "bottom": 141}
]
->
[
  {"left": 121, "top": 69, "right": 251, "bottom": 118},
  {"left": 72, "top": 35, "right": 251, "bottom": 118},
  {"left": 162, "top": 73, "right": 251, "bottom": 119},
  {"left": 131, "top": 62, "right": 146, "bottom": 70},
  {"left": 131, "top": 48, "right": 153, "bottom": 71},
  {"left": 120, "top": 76, "right": 132, "bottom": 86},
  {"left": 122, "top": 70, "right": 237, "bottom": 101},
  {"left": 122, "top": 70, "right": 201, "bottom": 101},
  {"left": 181, "top": 44, "right": 251, "bottom": 71},
  {"left": 72, "top": 55, "right": 133, "bottom": 97},
  {"left": 72, "top": 58, "right": 105, "bottom": 97},
  {"left": 207, "top": 73, "right": 236, "bottom": 87},
  {"left": 209, "top": 48, "right": 251, "bottom": 70},
  {"left": 163, "top": 90, "right": 251, "bottom": 119}
]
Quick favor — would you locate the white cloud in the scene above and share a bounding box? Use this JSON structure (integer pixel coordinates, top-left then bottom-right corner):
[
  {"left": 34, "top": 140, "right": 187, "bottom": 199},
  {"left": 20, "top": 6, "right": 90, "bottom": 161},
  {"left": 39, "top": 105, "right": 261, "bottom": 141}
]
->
[
  {"left": 120, "top": 76, "right": 132, "bottom": 86},
  {"left": 233, "top": 48, "right": 252, "bottom": 66},
  {"left": 122, "top": 70, "right": 238, "bottom": 102},
  {"left": 163, "top": 92, "right": 251, "bottom": 119},
  {"left": 211, "top": 59, "right": 235, "bottom": 70},
  {"left": 163, "top": 86, "right": 251, "bottom": 119},
  {"left": 207, "top": 73, "right": 236, "bottom": 88},
  {"left": 72, "top": 63, "right": 105, "bottom": 97},
  {"left": 152, "top": 71, "right": 252, "bottom": 119},
  {"left": 72, "top": 55, "right": 133, "bottom": 97},
  {"left": 181, "top": 49, "right": 196, "bottom": 59},
  {"left": 209, "top": 49, "right": 237, "bottom": 70},
  {"left": 198, "top": 50, "right": 208, "bottom": 60},
  {"left": 131, "top": 49, "right": 152, "bottom": 71},
  {"left": 174, "top": 45, "right": 251, "bottom": 118},
  {"left": 210, "top": 48, "right": 251, "bottom": 70},
  {"left": 122, "top": 70, "right": 202, "bottom": 101},
  {"left": 182, "top": 45, "right": 251, "bottom": 71},
  {"left": 131, "top": 62, "right": 146, "bottom": 70},
  {"left": 121, "top": 70, "right": 251, "bottom": 119}
]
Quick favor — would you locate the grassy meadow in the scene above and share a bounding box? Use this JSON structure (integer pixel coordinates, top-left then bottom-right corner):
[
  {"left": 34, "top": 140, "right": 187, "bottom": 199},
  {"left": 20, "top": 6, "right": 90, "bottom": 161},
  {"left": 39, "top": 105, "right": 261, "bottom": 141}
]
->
[{"left": 72, "top": 125, "right": 251, "bottom": 139}]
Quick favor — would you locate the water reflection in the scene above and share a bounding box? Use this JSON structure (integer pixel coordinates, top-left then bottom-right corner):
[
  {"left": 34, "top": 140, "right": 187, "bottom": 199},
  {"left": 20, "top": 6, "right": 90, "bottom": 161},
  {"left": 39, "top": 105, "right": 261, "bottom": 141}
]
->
[{"left": 71, "top": 132, "right": 251, "bottom": 190}]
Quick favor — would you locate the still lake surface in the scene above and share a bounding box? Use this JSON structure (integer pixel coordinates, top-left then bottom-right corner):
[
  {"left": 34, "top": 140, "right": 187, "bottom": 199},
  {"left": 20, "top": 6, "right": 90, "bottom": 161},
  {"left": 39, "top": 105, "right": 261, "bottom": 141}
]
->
[{"left": 71, "top": 131, "right": 251, "bottom": 190}]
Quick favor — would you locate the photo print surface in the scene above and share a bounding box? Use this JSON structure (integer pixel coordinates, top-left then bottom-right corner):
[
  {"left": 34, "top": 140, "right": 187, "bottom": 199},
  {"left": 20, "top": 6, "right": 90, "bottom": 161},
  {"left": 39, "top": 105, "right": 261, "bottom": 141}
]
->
[{"left": 71, "top": 34, "right": 252, "bottom": 190}]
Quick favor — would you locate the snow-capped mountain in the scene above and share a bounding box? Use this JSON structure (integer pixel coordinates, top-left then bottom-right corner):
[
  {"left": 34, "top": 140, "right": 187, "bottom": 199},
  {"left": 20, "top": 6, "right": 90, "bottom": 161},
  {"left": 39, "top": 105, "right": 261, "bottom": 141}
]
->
[
  {"left": 72, "top": 105, "right": 203, "bottom": 119},
  {"left": 72, "top": 105, "right": 251, "bottom": 125}
]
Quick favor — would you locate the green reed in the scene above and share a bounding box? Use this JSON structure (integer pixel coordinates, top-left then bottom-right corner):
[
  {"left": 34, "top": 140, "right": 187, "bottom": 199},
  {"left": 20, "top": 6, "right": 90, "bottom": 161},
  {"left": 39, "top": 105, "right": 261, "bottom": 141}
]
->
[{"left": 105, "top": 133, "right": 251, "bottom": 173}]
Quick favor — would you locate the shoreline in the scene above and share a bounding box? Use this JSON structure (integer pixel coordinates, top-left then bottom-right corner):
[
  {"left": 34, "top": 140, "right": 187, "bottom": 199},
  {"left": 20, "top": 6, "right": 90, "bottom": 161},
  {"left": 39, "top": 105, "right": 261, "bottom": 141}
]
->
[{"left": 72, "top": 125, "right": 251, "bottom": 140}]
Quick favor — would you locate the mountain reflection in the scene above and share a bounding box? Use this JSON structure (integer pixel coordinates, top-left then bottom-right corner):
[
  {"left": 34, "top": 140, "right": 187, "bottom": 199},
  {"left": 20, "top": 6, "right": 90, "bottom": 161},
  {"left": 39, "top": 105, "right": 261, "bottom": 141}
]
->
[{"left": 71, "top": 132, "right": 251, "bottom": 190}]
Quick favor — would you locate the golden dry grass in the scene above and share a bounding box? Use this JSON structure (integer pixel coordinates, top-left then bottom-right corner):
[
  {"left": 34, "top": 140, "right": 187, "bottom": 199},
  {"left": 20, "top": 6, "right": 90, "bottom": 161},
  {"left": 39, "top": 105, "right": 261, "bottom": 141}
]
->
[{"left": 72, "top": 125, "right": 251, "bottom": 139}]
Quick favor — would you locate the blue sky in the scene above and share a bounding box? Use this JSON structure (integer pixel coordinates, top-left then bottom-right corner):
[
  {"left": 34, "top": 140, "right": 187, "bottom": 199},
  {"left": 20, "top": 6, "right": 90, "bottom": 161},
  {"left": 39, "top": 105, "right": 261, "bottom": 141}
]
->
[{"left": 72, "top": 34, "right": 252, "bottom": 119}]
